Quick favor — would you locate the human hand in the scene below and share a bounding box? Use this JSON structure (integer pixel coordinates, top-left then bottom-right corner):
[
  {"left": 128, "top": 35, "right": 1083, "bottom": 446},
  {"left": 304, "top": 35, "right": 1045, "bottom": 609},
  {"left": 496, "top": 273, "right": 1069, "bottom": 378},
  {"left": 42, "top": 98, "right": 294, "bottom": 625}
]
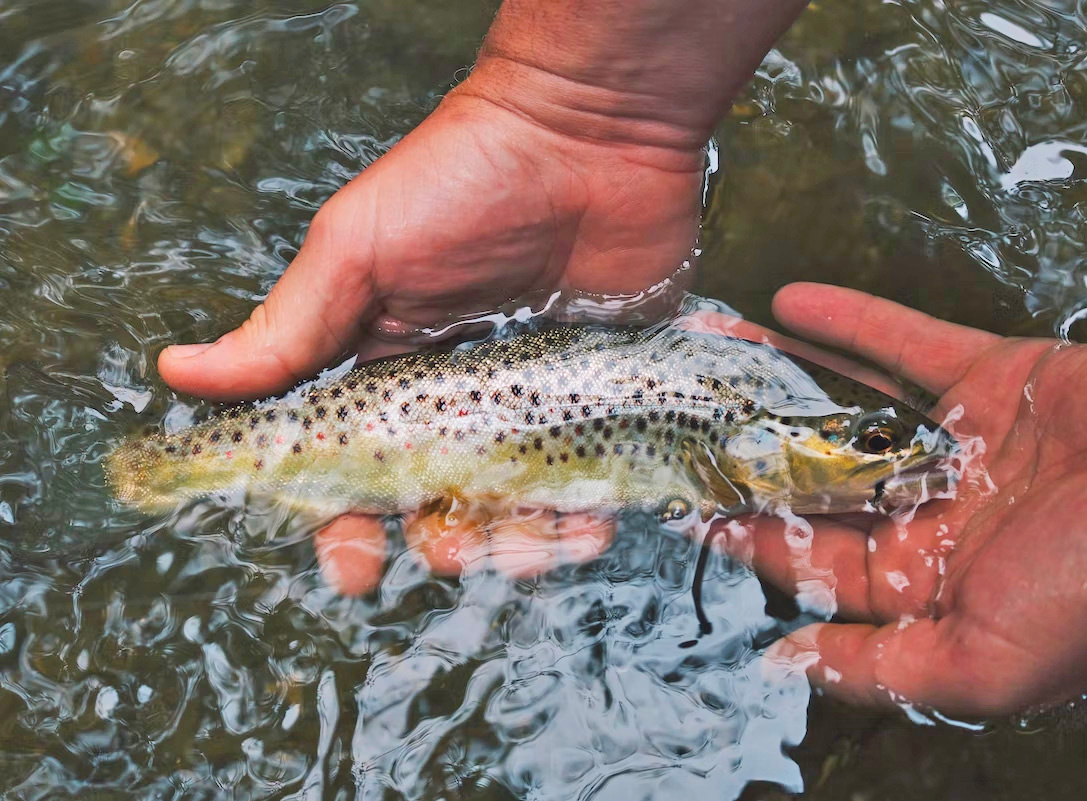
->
[
  {"left": 740, "top": 283, "right": 1087, "bottom": 717},
  {"left": 157, "top": 84, "right": 704, "bottom": 402}
]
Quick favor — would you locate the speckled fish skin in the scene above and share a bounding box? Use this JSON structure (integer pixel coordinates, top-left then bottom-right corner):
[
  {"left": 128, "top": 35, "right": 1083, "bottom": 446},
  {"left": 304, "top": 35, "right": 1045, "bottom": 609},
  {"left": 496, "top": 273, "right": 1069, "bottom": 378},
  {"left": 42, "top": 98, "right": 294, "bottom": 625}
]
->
[{"left": 107, "top": 325, "right": 954, "bottom": 517}]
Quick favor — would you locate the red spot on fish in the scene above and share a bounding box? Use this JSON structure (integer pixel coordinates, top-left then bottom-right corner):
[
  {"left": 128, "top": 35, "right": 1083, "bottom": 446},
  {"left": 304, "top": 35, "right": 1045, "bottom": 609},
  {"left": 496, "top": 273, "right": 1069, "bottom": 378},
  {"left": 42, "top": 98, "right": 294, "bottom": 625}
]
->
[
  {"left": 275, "top": 436, "right": 284, "bottom": 444},
  {"left": 458, "top": 410, "right": 469, "bottom": 417},
  {"left": 317, "top": 432, "right": 325, "bottom": 440},
  {"left": 441, "top": 446, "right": 448, "bottom": 455},
  {"left": 404, "top": 442, "right": 413, "bottom": 450},
  {"left": 225, "top": 451, "right": 233, "bottom": 458},
  {"left": 366, "top": 423, "right": 374, "bottom": 431}
]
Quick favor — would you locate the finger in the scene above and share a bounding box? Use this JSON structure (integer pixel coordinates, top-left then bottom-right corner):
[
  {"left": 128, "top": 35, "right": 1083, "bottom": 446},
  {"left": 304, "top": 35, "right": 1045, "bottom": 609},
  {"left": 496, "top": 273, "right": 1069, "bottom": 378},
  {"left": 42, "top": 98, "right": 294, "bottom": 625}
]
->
[
  {"left": 488, "top": 510, "right": 615, "bottom": 577},
  {"left": 314, "top": 513, "right": 389, "bottom": 595},
  {"left": 727, "top": 510, "right": 954, "bottom": 623},
  {"left": 771, "top": 283, "right": 1000, "bottom": 396},
  {"left": 159, "top": 195, "right": 376, "bottom": 400},
  {"left": 720, "top": 515, "right": 875, "bottom": 621},
  {"left": 678, "top": 310, "right": 903, "bottom": 398},
  {"left": 765, "top": 618, "right": 1040, "bottom": 716}
]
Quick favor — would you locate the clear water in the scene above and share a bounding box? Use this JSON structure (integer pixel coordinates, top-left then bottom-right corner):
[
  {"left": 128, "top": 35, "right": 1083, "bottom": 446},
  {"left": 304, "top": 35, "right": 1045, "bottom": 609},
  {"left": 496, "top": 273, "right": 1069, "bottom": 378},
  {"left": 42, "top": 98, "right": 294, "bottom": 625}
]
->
[{"left": 2, "top": 1, "right": 1087, "bottom": 799}]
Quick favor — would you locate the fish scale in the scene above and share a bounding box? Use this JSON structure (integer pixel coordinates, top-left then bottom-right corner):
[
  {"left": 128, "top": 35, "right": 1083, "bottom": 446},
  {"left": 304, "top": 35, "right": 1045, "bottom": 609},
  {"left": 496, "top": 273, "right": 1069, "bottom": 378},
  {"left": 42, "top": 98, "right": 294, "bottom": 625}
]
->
[{"left": 107, "top": 324, "right": 949, "bottom": 518}]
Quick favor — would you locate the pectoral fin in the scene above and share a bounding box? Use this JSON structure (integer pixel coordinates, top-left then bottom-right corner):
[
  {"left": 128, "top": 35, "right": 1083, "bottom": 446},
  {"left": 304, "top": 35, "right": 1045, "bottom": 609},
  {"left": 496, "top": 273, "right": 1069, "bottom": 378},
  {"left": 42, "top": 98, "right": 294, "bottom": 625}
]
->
[{"left": 677, "top": 438, "right": 749, "bottom": 519}]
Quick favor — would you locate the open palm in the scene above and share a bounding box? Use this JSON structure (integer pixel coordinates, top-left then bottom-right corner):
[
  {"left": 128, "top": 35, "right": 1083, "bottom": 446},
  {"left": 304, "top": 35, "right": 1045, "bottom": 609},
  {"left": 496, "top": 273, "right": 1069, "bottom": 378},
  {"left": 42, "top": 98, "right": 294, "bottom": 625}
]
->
[{"left": 746, "top": 283, "right": 1087, "bottom": 716}]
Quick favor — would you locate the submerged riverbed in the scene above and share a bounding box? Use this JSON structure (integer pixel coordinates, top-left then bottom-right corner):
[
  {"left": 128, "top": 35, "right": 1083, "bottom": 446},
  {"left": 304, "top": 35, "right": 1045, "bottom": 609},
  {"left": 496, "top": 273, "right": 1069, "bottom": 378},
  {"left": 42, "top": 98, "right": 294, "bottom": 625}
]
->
[{"left": 1, "top": 1, "right": 1086, "bottom": 798}]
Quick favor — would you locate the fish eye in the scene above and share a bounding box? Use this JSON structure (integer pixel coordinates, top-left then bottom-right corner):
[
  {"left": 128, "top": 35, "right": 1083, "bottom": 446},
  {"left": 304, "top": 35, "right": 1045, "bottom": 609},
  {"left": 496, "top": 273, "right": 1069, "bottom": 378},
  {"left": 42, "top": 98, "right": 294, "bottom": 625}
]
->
[{"left": 856, "top": 416, "right": 900, "bottom": 454}]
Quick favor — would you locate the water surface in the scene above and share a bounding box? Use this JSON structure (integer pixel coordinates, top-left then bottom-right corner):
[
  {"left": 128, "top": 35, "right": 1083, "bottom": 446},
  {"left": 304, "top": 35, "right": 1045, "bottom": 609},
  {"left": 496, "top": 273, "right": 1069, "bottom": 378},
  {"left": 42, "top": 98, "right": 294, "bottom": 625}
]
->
[{"left": 2, "top": 1, "right": 1086, "bottom": 799}]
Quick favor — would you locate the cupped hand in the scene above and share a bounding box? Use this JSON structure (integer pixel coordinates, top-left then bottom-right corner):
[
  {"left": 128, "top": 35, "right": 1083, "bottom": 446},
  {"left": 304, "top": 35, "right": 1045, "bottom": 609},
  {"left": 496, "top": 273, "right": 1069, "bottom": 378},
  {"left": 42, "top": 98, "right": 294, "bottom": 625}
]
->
[
  {"left": 743, "top": 283, "right": 1087, "bottom": 717},
  {"left": 158, "top": 87, "right": 704, "bottom": 402}
]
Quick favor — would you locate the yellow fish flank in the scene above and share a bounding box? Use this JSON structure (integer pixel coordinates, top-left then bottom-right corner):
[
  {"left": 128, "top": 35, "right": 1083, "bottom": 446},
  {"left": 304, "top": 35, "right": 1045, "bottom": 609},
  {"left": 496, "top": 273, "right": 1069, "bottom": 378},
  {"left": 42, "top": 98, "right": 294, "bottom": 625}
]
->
[{"left": 107, "top": 325, "right": 955, "bottom": 518}]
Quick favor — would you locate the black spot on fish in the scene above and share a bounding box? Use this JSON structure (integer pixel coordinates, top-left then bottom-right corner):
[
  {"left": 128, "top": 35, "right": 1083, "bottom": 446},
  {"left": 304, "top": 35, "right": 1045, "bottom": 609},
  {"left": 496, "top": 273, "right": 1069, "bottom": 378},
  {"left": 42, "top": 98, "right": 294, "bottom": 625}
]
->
[
  {"left": 256, "top": 434, "right": 267, "bottom": 447},
  {"left": 649, "top": 411, "right": 660, "bottom": 422},
  {"left": 455, "top": 431, "right": 465, "bottom": 441},
  {"left": 416, "top": 393, "right": 428, "bottom": 402},
  {"left": 338, "top": 433, "right": 348, "bottom": 446},
  {"left": 382, "top": 390, "right": 392, "bottom": 402},
  {"left": 582, "top": 405, "right": 593, "bottom": 417},
  {"left": 525, "top": 411, "right": 535, "bottom": 425},
  {"left": 379, "top": 412, "right": 388, "bottom": 423},
  {"left": 511, "top": 384, "right": 524, "bottom": 397},
  {"left": 560, "top": 452, "right": 569, "bottom": 462},
  {"left": 165, "top": 444, "right": 176, "bottom": 454},
  {"left": 614, "top": 444, "right": 623, "bottom": 455},
  {"left": 346, "top": 379, "right": 359, "bottom": 390},
  {"left": 635, "top": 418, "right": 647, "bottom": 433},
  {"left": 435, "top": 398, "right": 447, "bottom": 412},
  {"left": 316, "top": 407, "right": 327, "bottom": 419},
  {"left": 366, "top": 382, "right": 377, "bottom": 393},
  {"left": 569, "top": 392, "right": 580, "bottom": 403},
  {"left": 549, "top": 426, "right": 561, "bottom": 438},
  {"left": 595, "top": 443, "right": 606, "bottom": 457},
  {"left": 249, "top": 416, "right": 259, "bottom": 429},
  {"left": 355, "top": 399, "right": 366, "bottom": 412},
  {"left": 742, "top": 399, "right": 756, "bottom": 413},
  {"left": 303, "top": 418, "right": 312, "bottom": 430},
  {"left": 331, "top": 387, "right": 343, "bottom": 399},
  {"left": 476, "top": 445, "right": 486, "bottom": 455},
  {"left": 519, "top": 444, "right": 528, "bottom": 454},
  {"left": 292, "top": 443, "right": 302, "bottom": 454},
  {"left": 530, "top": 392, "right": 541, "bottom": 406},
  {"left": 677, "top": 412, "right": 688, "bottom": 426},
  {"left": 603, "top": 427, "right": 613, "bottom": 440},
  {"left": 288, "top": 411, "right": 299, "bottom": 422},
  {"left": 725, "top": 410, "right": 736, "bottom": 423},
  {"left": 374, "top": 451, "right": 384, "bottom": 462},
  {"left": 562, "top": 410, "right": 574, "bottom": 421},
  {"left": 593, "top": 419, "right": 604, "bottom": 432},
  {"left": 337, "top": 406, "right": 348, "bottom": 420},
  {"left": 401, "top": 402, "right": 411, "bottom": 415},
  {"left": 665, "top": 411, "right": 676, "bottom": 423},
  {"left": 574, "top": 424, "right": 585, "bottom": 436},
  {"left": 546, "top": 455, "right": 554, "bottom": 465},
  {"left": 576, "top": 445, "right": 586, "bottom": 458},
  {"left": 492, "top": 392, "right": 503, "bottom": 405},
  {"left": 415, "top": 370, "right": 425, "bottom": 380},
  {"left": 495, "top": 432, "right": 506, "bottom": 443},
  {"left": 439, "top": 427, "right": 448, "bottom": 437},
  {"left": 399, "top": 377, "right": 410, "bottom": 389},
  {"left": 534, "top": 437, "right": 543, "bottom": 450},
  {"left": 232, "top": 431, "right": 243, "bottom": 443},
  {"left": 255, "top": 459, "right": 264, "bottom": 470},
  {"left": 210, "top": 431, "right": 221, "bottom": 443},
  {"left": 647, "top": 445, "right": 657, "bottom": 457},
  {"left": 191, "top": 445, "right": 202, "bottom": 455},
  {"left": 647, "top": 379, "right": 657, "bottom": 389},
  {"left": 470, "top": 390, "right": 482, "bottom": 404}
]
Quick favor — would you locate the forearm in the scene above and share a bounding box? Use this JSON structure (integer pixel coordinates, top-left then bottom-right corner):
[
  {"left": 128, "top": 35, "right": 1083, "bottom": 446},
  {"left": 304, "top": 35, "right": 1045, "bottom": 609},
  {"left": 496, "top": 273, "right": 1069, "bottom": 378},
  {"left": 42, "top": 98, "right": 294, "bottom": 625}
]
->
[{"left": 453, "top": 0, "right": 809, "bottom": 153}]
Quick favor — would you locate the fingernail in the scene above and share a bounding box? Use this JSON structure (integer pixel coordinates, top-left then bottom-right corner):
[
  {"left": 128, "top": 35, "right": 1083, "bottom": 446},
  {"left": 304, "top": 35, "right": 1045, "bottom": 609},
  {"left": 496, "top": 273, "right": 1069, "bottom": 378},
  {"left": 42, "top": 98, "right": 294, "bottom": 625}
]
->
[{"left": 165, "top": 342, "right": 215, "bottom": 359}]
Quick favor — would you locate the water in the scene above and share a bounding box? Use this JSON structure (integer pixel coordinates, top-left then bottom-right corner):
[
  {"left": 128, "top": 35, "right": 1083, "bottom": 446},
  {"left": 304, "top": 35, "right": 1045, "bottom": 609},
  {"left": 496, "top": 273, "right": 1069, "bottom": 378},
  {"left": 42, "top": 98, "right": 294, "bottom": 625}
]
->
[{"left": 2, "top": 0, "right": 1087, "bottom": 798}]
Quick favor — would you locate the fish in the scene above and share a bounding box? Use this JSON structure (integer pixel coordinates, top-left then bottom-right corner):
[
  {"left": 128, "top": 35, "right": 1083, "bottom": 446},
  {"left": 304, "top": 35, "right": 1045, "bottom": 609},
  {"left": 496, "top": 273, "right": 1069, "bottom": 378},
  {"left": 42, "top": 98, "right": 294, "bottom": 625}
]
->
[{"left": 106, "top": 324, "right": 956, "bottom": 521}]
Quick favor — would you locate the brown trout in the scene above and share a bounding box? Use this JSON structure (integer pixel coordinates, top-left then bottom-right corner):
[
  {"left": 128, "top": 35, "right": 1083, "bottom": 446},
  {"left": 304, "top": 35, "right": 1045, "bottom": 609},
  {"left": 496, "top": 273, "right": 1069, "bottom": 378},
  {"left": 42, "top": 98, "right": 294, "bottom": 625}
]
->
[{"left": 106, "top": 325, "right": 955, "bottom": 519}]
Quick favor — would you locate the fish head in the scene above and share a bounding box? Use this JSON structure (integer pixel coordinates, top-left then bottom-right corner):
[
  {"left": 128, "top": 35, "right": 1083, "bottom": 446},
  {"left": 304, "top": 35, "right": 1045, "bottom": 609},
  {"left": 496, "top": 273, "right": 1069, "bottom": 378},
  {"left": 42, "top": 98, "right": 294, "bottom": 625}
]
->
[{"left": 716, "top": 357, "right": 957, "bottom": 514}]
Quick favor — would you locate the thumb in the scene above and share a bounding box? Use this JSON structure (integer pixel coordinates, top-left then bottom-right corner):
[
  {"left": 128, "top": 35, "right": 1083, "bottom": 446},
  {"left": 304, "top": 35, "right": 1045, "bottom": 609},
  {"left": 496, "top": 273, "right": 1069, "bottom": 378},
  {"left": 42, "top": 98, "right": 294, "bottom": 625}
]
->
[{"left": 158, "top": 208, "right": 376, "bottom": 401}]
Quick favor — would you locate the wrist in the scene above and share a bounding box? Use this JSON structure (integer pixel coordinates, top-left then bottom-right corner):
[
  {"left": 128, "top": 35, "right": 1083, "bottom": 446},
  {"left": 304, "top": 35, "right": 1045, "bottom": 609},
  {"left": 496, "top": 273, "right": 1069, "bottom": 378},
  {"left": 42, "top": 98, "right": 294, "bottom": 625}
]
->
[{"left": 448, "top": 56, "right": 710, "bottom": 169}]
